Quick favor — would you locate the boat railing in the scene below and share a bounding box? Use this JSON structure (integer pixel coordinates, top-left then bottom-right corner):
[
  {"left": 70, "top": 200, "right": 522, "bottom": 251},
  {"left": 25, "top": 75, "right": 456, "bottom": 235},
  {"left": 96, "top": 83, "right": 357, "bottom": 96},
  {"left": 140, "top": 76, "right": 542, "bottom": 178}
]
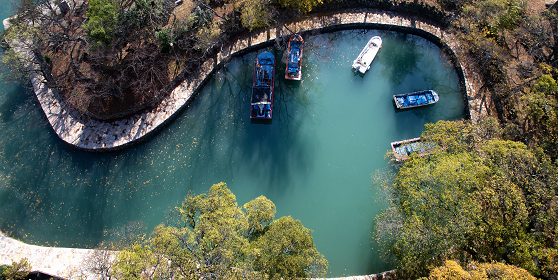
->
[{"left": 391, "top": 137, "right": 445, "bottom": 161}]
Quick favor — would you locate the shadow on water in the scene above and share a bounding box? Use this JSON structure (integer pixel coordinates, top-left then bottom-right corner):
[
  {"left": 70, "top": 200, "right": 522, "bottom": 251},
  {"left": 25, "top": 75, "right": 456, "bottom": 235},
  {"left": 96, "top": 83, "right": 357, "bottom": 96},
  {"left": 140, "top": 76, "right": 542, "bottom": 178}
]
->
[
  {"left": 0, "top": 60, "right": 323, "bottom": 243},
  {"left": 0, "top": 83, "right": 171, "bottom": 246},
  {"left": 0, "top": 84, "right": 32, "bottom": 122},
  {"left": 377, "top": 32, "right": 423, "bottom": 86},
  {"left": 0, "top": 137, "right": 138, "bottom": 246},
  {"left": 251, "top": 118, "right": 272, "bottom": 125},
  {"left": 229, "top": 48, "right": 317, "bottom": 193}
]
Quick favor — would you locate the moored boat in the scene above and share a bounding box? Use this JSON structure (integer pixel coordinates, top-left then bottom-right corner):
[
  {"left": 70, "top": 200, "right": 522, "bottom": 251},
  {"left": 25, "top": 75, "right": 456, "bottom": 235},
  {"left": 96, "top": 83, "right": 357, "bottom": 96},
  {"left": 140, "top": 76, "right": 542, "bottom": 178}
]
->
[
  {"left": 285, "top": 34, "right": 303, "bottom": 80},
  {"left": 393, "top": 90, "right": 439, "bottom": 109},
  {"left": 391, "top": 137, "right": 443, "bottom": 161},
  {"left": 251, "top": 51, "right": 275, "bottom": 119},
  {"left": 352, "top": 36, "right": 382, "bottom": 74}
]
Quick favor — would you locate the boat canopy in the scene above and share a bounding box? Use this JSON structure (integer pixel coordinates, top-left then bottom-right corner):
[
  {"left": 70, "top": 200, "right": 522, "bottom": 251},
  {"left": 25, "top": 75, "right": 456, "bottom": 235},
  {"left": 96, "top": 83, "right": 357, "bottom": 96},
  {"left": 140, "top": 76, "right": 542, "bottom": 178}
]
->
[
  {"left": 394, "top": 90, "right": 439, "bottom": 109},
  {"left": 288, "top": 48, "right": 300, "bottom": 69},
  {"left": 256, "top": 66, "right": 273, "bottom": 86},
  {"left": 251, "top": 86, "right": 272, "bottom": 105}
]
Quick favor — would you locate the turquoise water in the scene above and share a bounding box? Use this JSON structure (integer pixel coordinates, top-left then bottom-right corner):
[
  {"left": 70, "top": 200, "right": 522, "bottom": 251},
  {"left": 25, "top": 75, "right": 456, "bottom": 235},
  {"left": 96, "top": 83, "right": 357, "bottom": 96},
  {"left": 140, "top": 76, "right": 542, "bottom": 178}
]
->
[{"left": 0, "top": 27, "right": 464, "bottom": 276}]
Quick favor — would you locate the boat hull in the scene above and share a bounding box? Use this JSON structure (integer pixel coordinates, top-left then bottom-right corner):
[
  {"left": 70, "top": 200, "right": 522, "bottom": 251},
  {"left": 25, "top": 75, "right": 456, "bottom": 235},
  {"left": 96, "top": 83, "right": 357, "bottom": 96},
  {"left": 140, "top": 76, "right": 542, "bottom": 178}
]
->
[
  {"left": 285, "top": 34, "right": 303, "bottom": 81},
  {"left": 393, "top": 90, "right": 439, "bottom": 109},
  {"left": 251, "top": 51, "right": 275, "bottom": 120},
  {"left": 391, "top": 137, "right": 443, "bottom": 161},
  {"left": 352, "top": 36, "right": 382, "bottom": 74}
]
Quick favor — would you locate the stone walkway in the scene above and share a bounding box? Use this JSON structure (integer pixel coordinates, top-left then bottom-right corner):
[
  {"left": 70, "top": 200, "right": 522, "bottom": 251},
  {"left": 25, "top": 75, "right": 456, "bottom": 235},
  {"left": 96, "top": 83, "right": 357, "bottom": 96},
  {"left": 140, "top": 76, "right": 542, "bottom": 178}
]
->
[
  {"left": 1, "top": 229, "right": 393, "bottom": 279},
  {"left": 5, "top": 8, "right": 484, "bottom": 152},
  {"left": 0, "top": 231, "right": 105, "bottom": 279}
]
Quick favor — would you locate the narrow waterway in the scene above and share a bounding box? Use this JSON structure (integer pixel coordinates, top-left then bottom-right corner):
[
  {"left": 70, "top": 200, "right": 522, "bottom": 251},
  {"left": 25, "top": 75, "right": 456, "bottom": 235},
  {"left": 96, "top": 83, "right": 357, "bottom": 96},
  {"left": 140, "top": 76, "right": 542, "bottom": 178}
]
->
[{"left": 0, "top": 26, "right": 464, "bottom": 276}]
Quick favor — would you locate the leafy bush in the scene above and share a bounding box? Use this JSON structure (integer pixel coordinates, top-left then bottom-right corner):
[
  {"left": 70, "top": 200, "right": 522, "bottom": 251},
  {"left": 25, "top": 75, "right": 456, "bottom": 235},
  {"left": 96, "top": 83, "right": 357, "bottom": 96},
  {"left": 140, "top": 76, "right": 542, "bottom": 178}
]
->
[
  {"left": 428, "top": 260, "right": 536, "bottom": 279},
  {"left": 1, "top": 259, "right": 31, "bottom": 280},
  {"left": 156, "top": 28, "right": 172, "bottom": 53}
]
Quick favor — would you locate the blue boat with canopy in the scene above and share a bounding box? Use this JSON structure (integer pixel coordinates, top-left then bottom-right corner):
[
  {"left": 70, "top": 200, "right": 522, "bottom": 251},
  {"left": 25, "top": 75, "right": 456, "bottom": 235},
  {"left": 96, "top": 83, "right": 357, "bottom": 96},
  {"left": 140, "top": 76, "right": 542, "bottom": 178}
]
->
[
  {"left": 251, "top": 51, "right": 275, "bottom": 119},
  {"left": 285, "top": 34, "right": 303, "bottom": 80},
  {"left": 393, "top": 90, "right": 439, "bottom": 109}
]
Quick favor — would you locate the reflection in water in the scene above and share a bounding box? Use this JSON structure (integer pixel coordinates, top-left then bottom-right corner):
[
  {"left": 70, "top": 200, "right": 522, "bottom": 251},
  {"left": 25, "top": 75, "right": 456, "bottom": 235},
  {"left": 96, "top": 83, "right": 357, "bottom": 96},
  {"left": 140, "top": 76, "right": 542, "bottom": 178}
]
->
[
  {"left": 0, "top": 29, "right": 465, "bottom": 276},
  {"left": 378, "top": 32, "right": 423, "bottom": 86}
]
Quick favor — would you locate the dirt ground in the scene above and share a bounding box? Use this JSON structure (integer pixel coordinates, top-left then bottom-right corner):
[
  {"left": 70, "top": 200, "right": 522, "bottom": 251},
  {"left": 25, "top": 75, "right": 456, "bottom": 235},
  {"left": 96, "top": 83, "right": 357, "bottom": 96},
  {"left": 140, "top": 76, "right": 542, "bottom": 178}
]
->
[{"left": 51, "top": 0, "right": 551, "bottom": 120}]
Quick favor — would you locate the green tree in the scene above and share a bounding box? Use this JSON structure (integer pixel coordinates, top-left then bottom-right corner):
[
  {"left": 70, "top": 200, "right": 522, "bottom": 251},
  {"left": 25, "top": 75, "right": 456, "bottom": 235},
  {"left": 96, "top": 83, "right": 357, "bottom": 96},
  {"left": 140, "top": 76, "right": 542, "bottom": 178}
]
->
[
  {"left": 82, "top": 0, "right": 119, "bottom": 48},
  {"left": 113, "top": 182, "right": 327, "bottom": 279},
  {"left": 274, "top": 0, "right": 322, "bottom": 13},
  {"left": 521, "top": 74, "right": 558, "bottom": 157},
  {"left": 250, "top": 216, "right": 327, "bottom": 279},
  {"left": 237, "top": 0, "right": 272, "bottom": 31},
  {"left": 421, "top": 120, "right": 474, "bottom": 153},
  {"left": 376, "top": 120, "right": 558, "bottom": 279},
  {"left": 1, "top": 259, "right": 31, "bottom": 280},
  {"left": 376, "top": 151, "right": 486, "bottom": 278}
]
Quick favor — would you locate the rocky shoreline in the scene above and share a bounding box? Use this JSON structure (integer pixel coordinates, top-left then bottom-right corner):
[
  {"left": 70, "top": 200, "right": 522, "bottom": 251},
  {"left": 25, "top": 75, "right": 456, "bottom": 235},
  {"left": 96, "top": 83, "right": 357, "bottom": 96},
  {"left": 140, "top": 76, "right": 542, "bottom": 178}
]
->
[{"left": 4, "top": 8, "right": 483, "bottom": 152}]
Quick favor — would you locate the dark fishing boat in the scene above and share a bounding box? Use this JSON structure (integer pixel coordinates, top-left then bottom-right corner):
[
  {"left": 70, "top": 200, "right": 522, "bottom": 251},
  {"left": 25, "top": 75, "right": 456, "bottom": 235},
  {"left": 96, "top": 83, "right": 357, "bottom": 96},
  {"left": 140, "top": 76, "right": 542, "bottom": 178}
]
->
[
  {"left": 393, "top": 90, "right": 439, "bottom": 109},
  {"left": 285, "top": 34, "right": 303, "bottom": 80},
  {"left": 391, "top": 137, "right": 444, "bottom": 161},
  {"left": 251, "top": 51, "right": 275, "bottom": 119}
]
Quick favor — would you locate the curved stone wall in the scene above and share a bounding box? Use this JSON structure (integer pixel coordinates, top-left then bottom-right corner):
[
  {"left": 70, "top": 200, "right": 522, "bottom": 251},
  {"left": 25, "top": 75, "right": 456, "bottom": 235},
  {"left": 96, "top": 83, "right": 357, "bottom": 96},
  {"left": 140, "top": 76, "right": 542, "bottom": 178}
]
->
[{"left": 6, "top": 8, "right": 484, "bottom": 151}]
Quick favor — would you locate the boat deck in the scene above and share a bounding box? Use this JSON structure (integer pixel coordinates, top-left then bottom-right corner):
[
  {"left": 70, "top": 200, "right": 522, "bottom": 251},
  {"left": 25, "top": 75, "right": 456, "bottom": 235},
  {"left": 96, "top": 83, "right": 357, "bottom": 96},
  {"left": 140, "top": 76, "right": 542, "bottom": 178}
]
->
[
  {"left": 352, "top": 36, "right": 381, "bottom": 74},
  {"left": 285, "top": 35, "right": 303, "bottom": 80},
  {"left": 251, "top": 86, "right": 272, "bottom": 104},
  {"left": 394, "top": 90, "right": 439, "bottom": 109},
  {"left": 391, "top": 137, "right": 442, "bottom": 161}
]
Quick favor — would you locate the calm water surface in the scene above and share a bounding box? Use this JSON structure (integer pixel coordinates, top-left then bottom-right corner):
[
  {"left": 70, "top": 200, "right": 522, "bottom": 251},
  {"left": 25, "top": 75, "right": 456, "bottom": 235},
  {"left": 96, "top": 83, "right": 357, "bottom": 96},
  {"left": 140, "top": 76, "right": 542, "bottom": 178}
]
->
[{"left": 0, "top": 26, "right": 465, "bottom": 276}]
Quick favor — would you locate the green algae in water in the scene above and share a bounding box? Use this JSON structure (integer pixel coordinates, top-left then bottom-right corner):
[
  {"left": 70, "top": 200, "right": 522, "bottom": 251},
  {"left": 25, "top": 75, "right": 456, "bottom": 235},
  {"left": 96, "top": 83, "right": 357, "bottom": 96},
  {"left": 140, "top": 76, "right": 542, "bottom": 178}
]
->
[{"left": 0, "top": 29, "right": 465, "bottom": 276}]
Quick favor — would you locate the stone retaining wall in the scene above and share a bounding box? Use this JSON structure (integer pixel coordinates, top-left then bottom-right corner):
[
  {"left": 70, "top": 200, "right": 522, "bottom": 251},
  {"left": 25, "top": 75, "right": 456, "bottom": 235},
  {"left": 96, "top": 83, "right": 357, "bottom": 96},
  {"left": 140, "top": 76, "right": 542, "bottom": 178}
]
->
[{"left": 4, "top": 8, "right": 484, "bottom": 152}]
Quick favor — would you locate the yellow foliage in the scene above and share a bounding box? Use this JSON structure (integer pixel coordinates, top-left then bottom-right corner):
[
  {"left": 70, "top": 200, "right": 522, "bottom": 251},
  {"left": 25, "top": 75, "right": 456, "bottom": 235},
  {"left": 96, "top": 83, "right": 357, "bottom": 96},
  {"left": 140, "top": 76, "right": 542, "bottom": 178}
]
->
[
  {"left": 429, "top": 260, "right": 537, "bottom": 280},
  {"left": 429, "top": 260, "right": 471, "bottom": 280}
]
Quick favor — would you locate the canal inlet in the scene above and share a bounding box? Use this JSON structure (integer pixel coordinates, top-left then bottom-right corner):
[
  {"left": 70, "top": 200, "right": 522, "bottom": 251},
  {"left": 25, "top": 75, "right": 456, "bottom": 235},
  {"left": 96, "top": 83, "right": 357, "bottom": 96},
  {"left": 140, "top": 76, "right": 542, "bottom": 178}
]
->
[{"left": 4, "top": 8, "right": 484, "bottom": 151}]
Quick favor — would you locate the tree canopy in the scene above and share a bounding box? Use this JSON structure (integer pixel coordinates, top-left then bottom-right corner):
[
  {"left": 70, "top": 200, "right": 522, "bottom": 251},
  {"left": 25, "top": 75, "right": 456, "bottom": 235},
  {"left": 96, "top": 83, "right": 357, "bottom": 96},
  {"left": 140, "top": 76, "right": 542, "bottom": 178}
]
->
[
  {"left": 426, "top": 260, "right": 536, "bottom": 280},
  {"left": 0, "top": 258, "right": 31, "bottom": 280},
  {"left": 82, "top": 0, "right": 119, "bottom": 48},
  {"left": 375, "top": 119, "right": 558, "bottom": 279},
  {"left": 111, "top": 182, "right": 327, "bottom": 279}
]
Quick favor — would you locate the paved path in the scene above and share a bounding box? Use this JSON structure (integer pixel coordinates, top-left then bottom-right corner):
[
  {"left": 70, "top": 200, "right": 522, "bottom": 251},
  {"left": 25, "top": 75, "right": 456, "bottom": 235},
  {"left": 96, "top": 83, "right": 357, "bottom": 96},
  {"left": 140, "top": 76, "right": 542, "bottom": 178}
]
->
[
  {"left": 5, "top": 8, "right": 484, "bottom": 151},
  {"left": 0, "top": 231, "right": 106, "bottom": 279},
  {"left": 1, "top": 229, "right": 394, "bottom": 279}
]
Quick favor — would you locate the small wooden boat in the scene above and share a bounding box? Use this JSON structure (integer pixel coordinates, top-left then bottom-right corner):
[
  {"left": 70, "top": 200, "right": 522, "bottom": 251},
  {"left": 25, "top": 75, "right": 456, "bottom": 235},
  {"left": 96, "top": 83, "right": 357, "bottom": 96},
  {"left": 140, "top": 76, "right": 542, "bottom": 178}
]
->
[
  {"left": 393, "top": 90, "right": 439, "bottom": 109},
  {"left": 285, "top": 34, "right": 303, "bottom": 80},
  {"left": 391, "top": 137, "right": 443, "bottom": 161},
  {"left": 251, "top": 51, "right": 275, "bottom": 119},
  {"left": 352, "top": 36, "right": 382, "bottom": 74}
]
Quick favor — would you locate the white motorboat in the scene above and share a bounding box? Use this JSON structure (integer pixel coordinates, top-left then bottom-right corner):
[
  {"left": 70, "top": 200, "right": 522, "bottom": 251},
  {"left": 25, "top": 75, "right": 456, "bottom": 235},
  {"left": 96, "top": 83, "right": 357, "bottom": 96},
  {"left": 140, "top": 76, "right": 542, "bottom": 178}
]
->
[{"left": 352, "top": 36, "right": 382, "bottom": 74}]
